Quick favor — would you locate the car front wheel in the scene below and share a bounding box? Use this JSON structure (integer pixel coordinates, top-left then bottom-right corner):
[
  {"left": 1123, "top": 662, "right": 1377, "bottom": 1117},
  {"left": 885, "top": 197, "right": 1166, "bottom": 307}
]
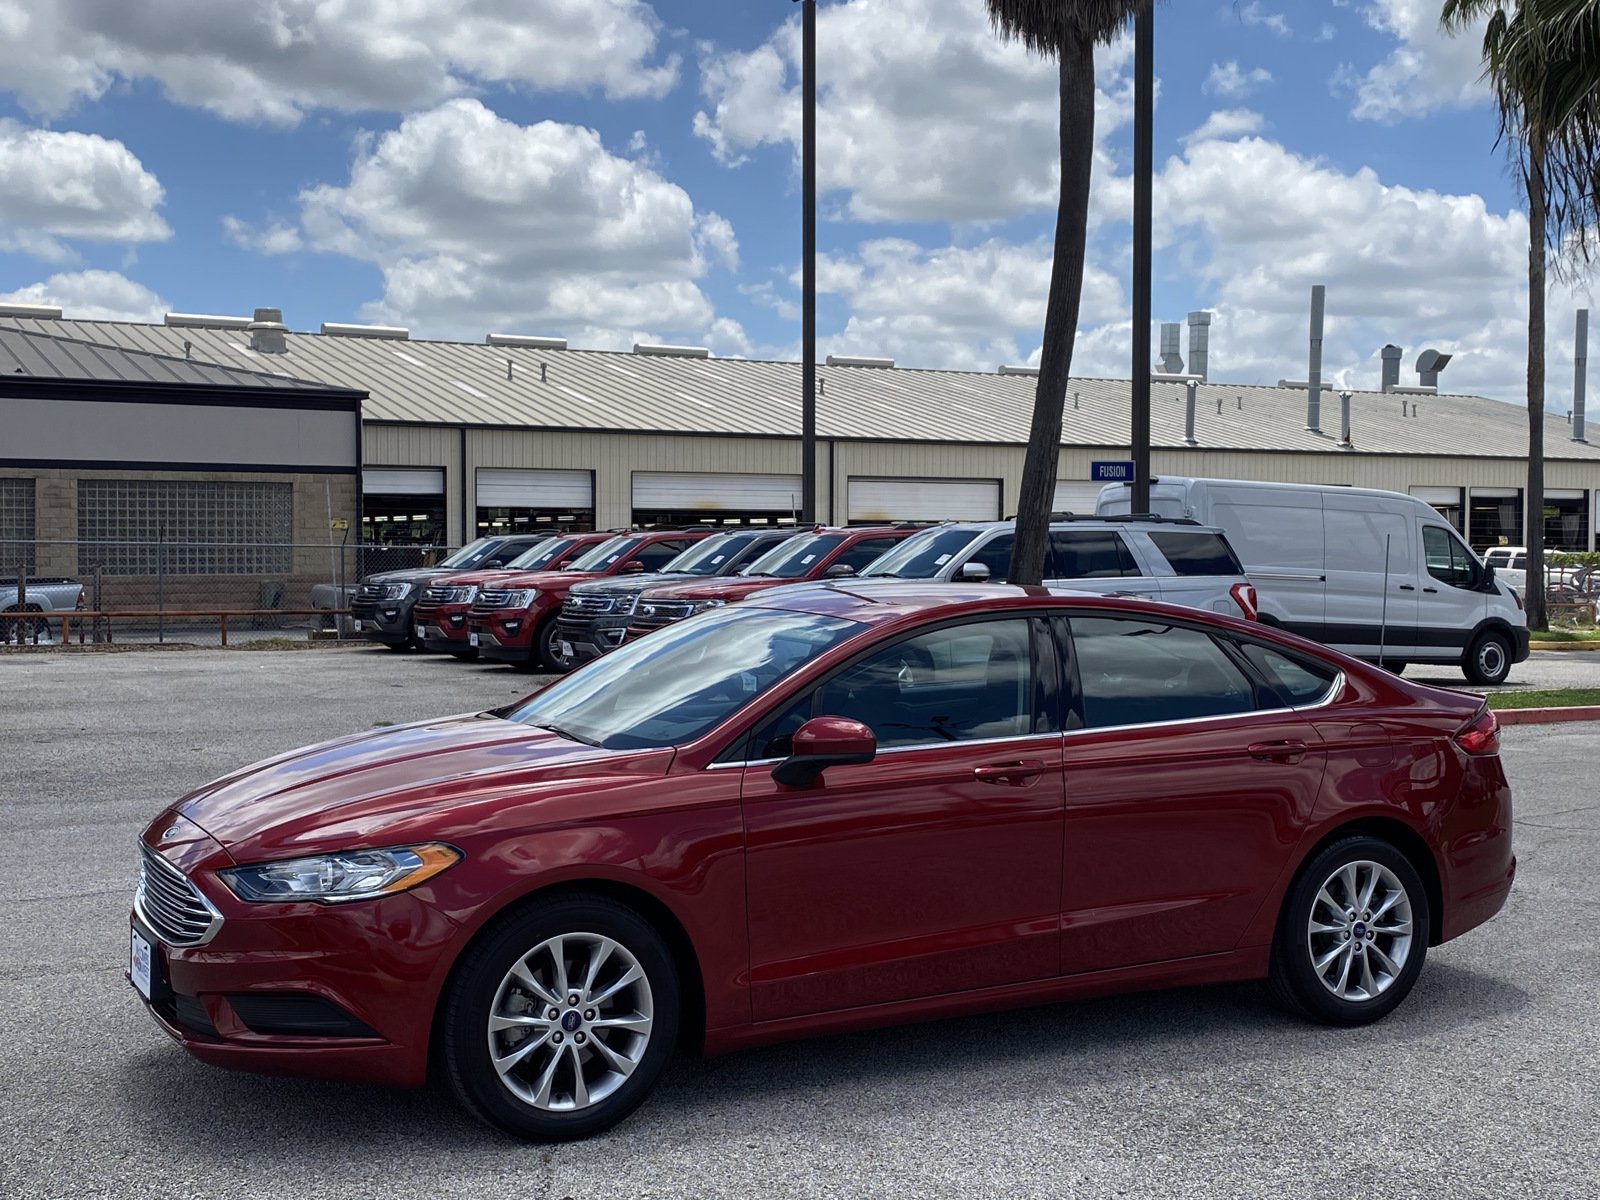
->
[
  {"left": 1268, "top": 836, "right": 1429, "bottom": 1026},
  {"left": 1463, "top": 631, "right": 1512, "bottom": 685},
  {"left": 441, "top": 895, "right": 680, "bottom": 1142}
]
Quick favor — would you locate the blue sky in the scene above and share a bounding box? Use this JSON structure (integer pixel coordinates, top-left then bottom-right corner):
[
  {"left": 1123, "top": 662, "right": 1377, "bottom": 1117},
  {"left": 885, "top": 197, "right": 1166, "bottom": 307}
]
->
[{"left": 0, "top": 1, "right": 1593, "bottom": 407}]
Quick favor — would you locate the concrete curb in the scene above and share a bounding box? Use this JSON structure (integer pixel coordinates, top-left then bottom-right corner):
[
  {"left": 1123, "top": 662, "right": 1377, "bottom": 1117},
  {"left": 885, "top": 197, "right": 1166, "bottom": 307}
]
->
[
  {"left": 1528, "top": 641, "right": 1600, "bottom": 652},
  {"left": 1495, "top": 705, "right": 1600, "bottom": 725}
]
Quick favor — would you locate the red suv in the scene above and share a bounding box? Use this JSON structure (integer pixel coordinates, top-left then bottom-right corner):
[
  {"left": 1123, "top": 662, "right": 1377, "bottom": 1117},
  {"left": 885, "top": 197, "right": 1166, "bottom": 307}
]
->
[
  {"left": 411, "top": 532, "right": 604, "bottom": 660},
  {"left": 470, "top": 527, "right": 720, "bottom": 670},
  {"left": 131, "top": 583, "right": 1513, "bottom": 1141},
  {"left": 625, "top": 524, "right": 916, "bottom": 640}
]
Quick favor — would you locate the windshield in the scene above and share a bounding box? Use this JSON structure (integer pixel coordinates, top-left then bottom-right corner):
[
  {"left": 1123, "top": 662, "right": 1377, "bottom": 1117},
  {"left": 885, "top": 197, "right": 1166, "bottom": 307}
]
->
[
  {"left": 858, "top": 528, "right": 982, "bottom": 578},
  {"left": 503, "top": 606, "right": 864, "bottom": 750},
  {"left": 741, "top": 532, "right": 846, "bottom": 578},
  {"left": 507, "top": 536, "right": 581, "bottom": 572},
  {"left": 663, "top": 534, "right": 744, "bottom": 576},
  {"left": 567, "top": 535, "right": 639, "bottom": 572},
  {"left": 438, "top": 537, "right": 500, "bottom": 569}
]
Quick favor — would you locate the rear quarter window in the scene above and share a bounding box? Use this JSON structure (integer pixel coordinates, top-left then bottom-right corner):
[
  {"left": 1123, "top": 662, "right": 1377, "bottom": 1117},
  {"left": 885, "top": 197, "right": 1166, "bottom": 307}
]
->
[{"left": 1146, "top": 531, "right": 1244, "bottom": 577}]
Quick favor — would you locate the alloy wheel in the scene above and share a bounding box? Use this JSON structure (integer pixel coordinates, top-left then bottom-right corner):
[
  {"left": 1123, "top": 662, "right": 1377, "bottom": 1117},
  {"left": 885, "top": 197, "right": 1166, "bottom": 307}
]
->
[{"left": 1305, "top": 860, "right": 1414, "bottom": 1002}]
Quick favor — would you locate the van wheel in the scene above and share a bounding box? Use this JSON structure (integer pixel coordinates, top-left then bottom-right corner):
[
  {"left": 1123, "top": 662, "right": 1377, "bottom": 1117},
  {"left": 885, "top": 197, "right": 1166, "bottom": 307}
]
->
[{"left": 1463, "top": 631, "right": 1512, "bottom": 685}]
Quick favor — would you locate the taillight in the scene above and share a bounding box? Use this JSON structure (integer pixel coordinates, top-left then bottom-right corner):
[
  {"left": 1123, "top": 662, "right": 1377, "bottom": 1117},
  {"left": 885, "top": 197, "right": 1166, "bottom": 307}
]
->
[
  {"left": 1511, "top": 588, "right": 1524, "bottom": 611},
  {"left": 1454, "top": 707, "right": 1500, "bottom": 755},
  {"left": 1229, "top": 582, "right": 1259, "bottom": 621}
]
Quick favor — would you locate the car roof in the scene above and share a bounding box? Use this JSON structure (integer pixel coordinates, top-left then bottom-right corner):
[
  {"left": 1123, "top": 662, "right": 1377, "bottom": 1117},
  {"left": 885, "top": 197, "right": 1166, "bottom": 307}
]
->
[{"left": 899, "top": 518, "right": 1231, "bottom": 535}]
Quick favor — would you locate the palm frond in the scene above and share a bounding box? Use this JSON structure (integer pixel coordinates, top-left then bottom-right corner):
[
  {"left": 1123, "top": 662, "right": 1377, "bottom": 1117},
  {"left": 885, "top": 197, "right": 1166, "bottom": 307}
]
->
[{"left": 984, "top": 0, "right": 1146, "bottom": 58}]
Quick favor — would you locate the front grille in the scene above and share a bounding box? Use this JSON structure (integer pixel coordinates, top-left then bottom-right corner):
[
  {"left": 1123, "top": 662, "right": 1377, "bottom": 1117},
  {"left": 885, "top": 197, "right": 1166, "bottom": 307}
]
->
[
  {"left": 356, "top": 583, "right": 388, "bottom": 601},
  {"left": 421, "top": 585, "right": 453, "bottom": 604},
  {"left": 563, "top": 594, "right": 616, "bottom": 616},
  {"left": 638, "top": 601, "right": 695, "bottom": 621},
  {"left": 137, "top": 845, "right": 223, "bottom": 947}
]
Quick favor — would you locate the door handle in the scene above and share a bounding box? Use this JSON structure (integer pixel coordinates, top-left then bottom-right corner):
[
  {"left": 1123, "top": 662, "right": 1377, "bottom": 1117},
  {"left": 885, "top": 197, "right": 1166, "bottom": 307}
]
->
[
  {"left": 1397, "top": 584, "right": 1416, "bottom": 591},
  {"left": 1247, "top": 740, "right": 1307, "bottom": 764},
  {"left": 973, "top": 759, "right": 1048, "bottom": 786},
  {"left": 1423, "top": 586, "right": 1439, "bottom": 594}
]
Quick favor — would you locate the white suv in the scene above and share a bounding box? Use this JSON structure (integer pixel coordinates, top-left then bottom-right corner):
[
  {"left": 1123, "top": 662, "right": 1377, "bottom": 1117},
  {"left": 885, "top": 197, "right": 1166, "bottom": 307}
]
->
[{"left": 851, "top": 518, "right": 1259, "bottom": 619}]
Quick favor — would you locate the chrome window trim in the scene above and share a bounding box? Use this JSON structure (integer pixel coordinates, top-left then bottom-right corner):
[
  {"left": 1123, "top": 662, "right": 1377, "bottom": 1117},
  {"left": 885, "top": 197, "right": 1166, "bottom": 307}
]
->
[
  {"left": 709, "top": 729, "right": 1060, "bottom": 770},
  {"left": 1063, "top": 668, "right": 1344, "bottom": 738}
]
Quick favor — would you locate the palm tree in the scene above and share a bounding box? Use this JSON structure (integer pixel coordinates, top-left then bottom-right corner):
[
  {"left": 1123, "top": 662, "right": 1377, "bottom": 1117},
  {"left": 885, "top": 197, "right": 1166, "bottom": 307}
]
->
[
  {"left": 986, "top": 1, "right": 1147, "bottom": 585},
  {"left": 1441, "top": 0, "right": 1600, "bottom": 631}
]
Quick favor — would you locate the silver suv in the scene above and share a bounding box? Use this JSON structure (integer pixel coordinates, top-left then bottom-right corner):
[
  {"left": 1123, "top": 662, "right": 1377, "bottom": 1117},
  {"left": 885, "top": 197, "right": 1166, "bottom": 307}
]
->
[{"left": 852, "top": 517, "right": 1259, "bottom": 619}]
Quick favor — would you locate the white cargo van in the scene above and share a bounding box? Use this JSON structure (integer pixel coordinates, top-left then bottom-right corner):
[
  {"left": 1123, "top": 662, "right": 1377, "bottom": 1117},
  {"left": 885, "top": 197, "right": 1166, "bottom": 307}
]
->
[{"left": 1096, "top": 477, "right": 1529, "bottom": 684}]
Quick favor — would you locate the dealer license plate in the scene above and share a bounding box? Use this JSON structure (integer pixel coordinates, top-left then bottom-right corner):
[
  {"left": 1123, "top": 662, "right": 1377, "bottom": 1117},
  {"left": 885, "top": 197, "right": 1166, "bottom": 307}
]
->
[
  {"left": 560, "top": 640, "right": 574, "bottom": 659},
  {"left": 130, "top": 927, "right": 153, "bottom": 1000},
  {"left": 352, "top": 619, "right": 363, "bottom": 631},
  {"left": 469, "top": 633, "right": 479, "bottom": 647},
  {"left": 415, "top": 624, "right": 426, "bottom": 640}
]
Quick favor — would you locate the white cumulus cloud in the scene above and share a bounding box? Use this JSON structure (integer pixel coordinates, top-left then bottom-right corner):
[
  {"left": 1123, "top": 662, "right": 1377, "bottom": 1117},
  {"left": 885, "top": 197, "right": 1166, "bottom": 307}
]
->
[
  {"left": 0, "top": 119, "right": 169, "bottom": 259},
  {"left": 0, "top": 270, "right": 166, "bottom": 322},
  {"left": 1344, "top": 0, "right": 1489, "bottom": 122},
  {"left": 1203, "top": 61, "right": 1272, "bottom": 100},
  {"left": 0, "top": 0, "right": 679, "bottom": 125}
]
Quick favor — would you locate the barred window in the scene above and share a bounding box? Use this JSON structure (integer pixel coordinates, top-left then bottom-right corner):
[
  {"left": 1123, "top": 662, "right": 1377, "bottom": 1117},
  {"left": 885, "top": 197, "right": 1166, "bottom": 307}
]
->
[
  {"left": 77, "top": 480, "right": 293, "bottom": 575},
  {"left": 0, "top": 478, "right": 36, "bottom": 575}
]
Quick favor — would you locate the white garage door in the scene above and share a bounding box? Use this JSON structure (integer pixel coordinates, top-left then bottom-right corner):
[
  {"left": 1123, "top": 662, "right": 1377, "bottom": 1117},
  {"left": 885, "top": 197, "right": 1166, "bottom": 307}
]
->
[
  {"left": 847, "top": 478, "right": 1000, "bottom": 523},
  {"left": 477, "top": 468, "right": 593, "bottom": 507},
  {"left": 364, "top": 467, "right": 444, "bottom": 495},
  {"left": 1409, "top": 486, "right": 1463, "bottom": 505},
  {"left": 1051, "top": 482, "right": 1104, "bottom": 515},
  {"left": 632, "top": 472, "right": 802, "bottom": 511}
]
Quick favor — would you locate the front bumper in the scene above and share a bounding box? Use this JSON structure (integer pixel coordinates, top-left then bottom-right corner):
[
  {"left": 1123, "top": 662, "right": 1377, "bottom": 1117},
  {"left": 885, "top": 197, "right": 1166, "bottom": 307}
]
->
[
  {"left": 349, "top": 598, "right": 415, "bottom": 645},
  {"left": 553, "top": 615, "right": 630, "bottom": 663},
  {"left": 469, "top": 610, "right": 535, "bottom": 663},
  {"left": 413, "top": 603, "right": 474, "bottom": 651},
  {"left": 129, "top": 831, "right": 455, "bottom": 1089},
  {"left": 1512, "top": 626, "right": 1531, "bottom": 664}
]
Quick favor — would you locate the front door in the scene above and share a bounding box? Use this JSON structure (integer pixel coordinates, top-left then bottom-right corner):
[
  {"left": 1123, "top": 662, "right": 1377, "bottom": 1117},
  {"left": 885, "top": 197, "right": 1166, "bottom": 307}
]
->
[{"left": 740, "top": 616, "right": 1065, "bottom": 1021}]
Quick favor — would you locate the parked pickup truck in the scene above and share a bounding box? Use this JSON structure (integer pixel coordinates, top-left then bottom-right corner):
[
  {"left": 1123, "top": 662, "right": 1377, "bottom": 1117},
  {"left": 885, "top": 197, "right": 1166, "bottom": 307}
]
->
[{"left": 1, "top": 577, "right": 85, "bottom": 644}]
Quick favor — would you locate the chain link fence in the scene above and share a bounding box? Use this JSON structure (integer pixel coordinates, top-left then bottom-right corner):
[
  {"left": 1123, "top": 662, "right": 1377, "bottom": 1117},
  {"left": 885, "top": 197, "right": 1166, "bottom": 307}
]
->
[{"left": 0, "top": 539, "right": 458, "bottom": 648}]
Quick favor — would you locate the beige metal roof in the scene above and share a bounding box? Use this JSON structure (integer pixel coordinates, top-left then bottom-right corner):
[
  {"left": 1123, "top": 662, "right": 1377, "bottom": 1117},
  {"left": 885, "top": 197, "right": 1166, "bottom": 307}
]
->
[
  {"left": 2, "top": 314, "right": 1597, "bottom": 461},
  {"left": 0, "top": 325, "right": 344, "bottom": 392}
]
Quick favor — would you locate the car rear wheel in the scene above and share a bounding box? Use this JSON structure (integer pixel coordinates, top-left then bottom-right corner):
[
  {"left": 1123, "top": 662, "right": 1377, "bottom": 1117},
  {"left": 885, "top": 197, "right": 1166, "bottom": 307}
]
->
[
  {"left": 1268, "top": 836, "right": 1428, "bottom": 1026},
  {"left": 441, "top": 895, "right": 679, "bottom": 1142},
  {"left": 1463, "top": 631, "right": 1512, "bottom": 685}
]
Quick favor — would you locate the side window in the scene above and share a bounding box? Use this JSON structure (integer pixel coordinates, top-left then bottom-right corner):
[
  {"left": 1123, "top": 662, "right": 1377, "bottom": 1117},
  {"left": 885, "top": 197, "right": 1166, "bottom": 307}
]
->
[
  {"left": 1423, "top": 526, "right": 1477, "bottom": 589},
  {"left": 739, "top": 692, "right": 816, "bottom": 762},
  {"left": 733, "top": 537, "right": 786, "bottom": 568},
  {"left": 1048, "top": 532, "right": 1138, "bottom": 578},
  {"left": 832, "top": 537, "right": 902, "bottom": 574},
  {"left": 1236, "top": 643, "right": 1339, "bottom": 706},
  {"left": 967, "top": 533, "right": 1014, "bottom": 580},
  {"left": 1146, "top": 531, "right": 1244, "bottom": 577},
  {"left": 1069, "top": 617, "right": 1256, "bottom": 728},
  {"left": 634, "top": 541, "right": 686, "bottom": 572}
]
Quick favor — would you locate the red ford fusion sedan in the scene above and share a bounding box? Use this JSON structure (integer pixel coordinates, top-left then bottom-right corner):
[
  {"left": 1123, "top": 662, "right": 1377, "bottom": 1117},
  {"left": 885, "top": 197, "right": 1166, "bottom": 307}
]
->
[{"left": 130, "top": 584, "right": 1513, "bottom": 1141}]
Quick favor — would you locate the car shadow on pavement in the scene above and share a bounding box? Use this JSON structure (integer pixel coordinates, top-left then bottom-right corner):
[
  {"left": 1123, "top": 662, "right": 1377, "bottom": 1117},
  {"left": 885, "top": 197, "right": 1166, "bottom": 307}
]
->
[{"left": 115, "top": 959, "right": 1528, "bottom": 1157}]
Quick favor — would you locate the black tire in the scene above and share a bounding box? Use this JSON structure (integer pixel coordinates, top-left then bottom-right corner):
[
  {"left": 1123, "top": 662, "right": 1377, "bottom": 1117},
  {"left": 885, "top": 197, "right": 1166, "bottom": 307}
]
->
[
  {"left": 441, "top": 894, "right": 680, "bottom": 1142},
  {"left": 450, "top": 649, "right": 480, "bottom": 661},
  {"left": 1268, "top": 835, "right": 1429, "bottom": 1026},
  {"left": 534, "top": 616, "right": 571, "bottom": 673},
  {"left": 383, "top": 639, "right": 413, "bottom": 653},
  {"left": 1462, "top": 630, "right": 1512, "bottom": 685}
]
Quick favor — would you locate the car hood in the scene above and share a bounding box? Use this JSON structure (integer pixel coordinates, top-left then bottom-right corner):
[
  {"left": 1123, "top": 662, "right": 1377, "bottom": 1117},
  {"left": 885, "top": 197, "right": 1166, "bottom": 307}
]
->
[
  {"left": 486, "top": 569, "right": 604, "bottom": 589},
  {"left": 570, "top": 572, "right": 703, "bottom": 598},
  {"left": 174, "top": 713, "right": 669, "bottom": 860},
  {"left": 362, "top": 567, "right": 452, "bottom": 585},
  {"left": 431, "top": 567, "right": 530, "bottom": 587},
  {"left": 638, "top": 577, "right": 787, "bottom": 603}
]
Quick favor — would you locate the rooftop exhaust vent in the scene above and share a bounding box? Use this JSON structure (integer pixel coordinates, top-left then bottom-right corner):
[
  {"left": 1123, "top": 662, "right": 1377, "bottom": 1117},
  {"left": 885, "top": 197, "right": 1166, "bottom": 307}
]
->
[
  {"left": 246, "top": 307, "right": 288, "bottom": 355},
  {"left": 165, "top": 312, "right": 252, "bottom": 330},
  {"left": 1158, "top": 323, "right": 1184, "bottom": 373},
  {"left": 321, "top": 322, "right": 409, "bottom": 340},
  {"left": 1153, "top": 372, "right": 1205, "bottom": 384},
  {"left": 998, "top": 364, "right": 1040, "bottom": 376},
  {"left": 825, "top": 355, "right": 894, "bottom": 368},
  {"left": 487, "top": 333, "right": 567, "bottom": 350},
  {"left": 0, "top": 302, "right": 63, "bottom": 319},
  {"left": 633, "top": 342, "right": 709, "bottom": 358},
  {"left": 1415, "top": 348, "right": 1452, "bottom": 387}
]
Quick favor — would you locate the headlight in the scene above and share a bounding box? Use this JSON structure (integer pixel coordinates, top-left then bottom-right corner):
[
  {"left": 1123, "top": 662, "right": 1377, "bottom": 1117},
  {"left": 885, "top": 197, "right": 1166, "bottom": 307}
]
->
[
  {"left": 381, "top": 582, "right": 413, "bottom": 600},
  {"left": 219, "top": 843, "right": 460, "bottom": 904},
  {"left": 501, "top": 588, "right": 539, "bottom": 607},
  {"left": 452, "top": 586, "right": 478, "bottom": 603},
  {"left": 691, "top": 598, "right": 728, "bottom": 612},
  {"left": 621, "top": 594, "right": 640, "bottom": 615}
]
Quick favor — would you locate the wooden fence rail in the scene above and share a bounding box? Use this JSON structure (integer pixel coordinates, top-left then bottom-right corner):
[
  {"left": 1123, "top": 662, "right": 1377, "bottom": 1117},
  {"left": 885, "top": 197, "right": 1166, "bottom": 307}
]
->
[{"left": 0, "top": 609, "right": 349, "bottom": 648}]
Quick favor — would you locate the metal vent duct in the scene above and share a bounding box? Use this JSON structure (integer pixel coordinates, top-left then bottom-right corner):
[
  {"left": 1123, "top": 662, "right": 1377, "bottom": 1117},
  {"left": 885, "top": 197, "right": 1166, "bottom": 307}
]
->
[
  {"left": 1415, "top": 348, "right": 1452, "bottom": 387},
  {"left": 0, "top": 302, "right": 63, "bottom": 319},
  {"left": 1380, "top": 344, "right": 1403, "bottom": 392},
  {"left": 1306, "top": 286, "right": 1324, "bottom": 432},
  {"left": 1575, "top": 309, "right": 1589, "bottom": 442},
  {"left": 998, "top": 364, "right": 1040, "bottom": 376},
  {"left": 1158, "top": 323, "right": 1183, "bottom": 373},
  {"left": 825, "top": 355, "right": 894, "bottom": 368},
  {"left": 1187, "top": 311, "right": 1211, "bottom": 381},
  {"left": 633, "top": 343, "right": 710, "bottom": 358},
  {"left": 165, "top": 312, "right": 252, "bottom": 330},
  {"left": 246, "top": 307, "right": 288, "bottom": 354},
  {"left": 322, "top": 322, "right": 409, "bottom": 340},
  {"left": 487, "top": 333, "right": 567, "bottom": 350}
]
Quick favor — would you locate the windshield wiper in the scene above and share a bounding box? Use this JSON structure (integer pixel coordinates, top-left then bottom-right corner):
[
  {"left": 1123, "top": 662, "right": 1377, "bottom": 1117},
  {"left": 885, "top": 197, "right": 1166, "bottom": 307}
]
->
[{"left": 528, "top": 723, "right": 600, "bottom": 746}]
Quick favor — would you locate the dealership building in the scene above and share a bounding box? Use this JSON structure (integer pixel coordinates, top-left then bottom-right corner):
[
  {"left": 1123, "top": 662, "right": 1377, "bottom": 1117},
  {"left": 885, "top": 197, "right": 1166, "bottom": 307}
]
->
[{"left": 2, "top": 303, "right": 1597, "bottom": 568}]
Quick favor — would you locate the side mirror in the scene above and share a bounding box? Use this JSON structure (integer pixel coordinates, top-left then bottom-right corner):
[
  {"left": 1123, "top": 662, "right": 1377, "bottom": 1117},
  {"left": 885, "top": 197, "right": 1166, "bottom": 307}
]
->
[
  {"left": 771, "top": 716, "right": 876, "bottom": 788},
  {"left": 824, "top": 563, "right": 856, "bottom": 578},
  {"left": 622, "top": 561, "right": 645, "bottom": 573},
  {"left": 958, "top": 561, "right": 991, "bottom": 582}
]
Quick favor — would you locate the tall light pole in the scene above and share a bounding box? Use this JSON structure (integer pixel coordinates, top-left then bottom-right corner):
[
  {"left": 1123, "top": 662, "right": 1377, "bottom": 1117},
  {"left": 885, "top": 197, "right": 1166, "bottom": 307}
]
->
[
  {"left": 799, "top": 0, "right": 818, "bottom": 523},
  {"left": 1130, "top": 1, "right": 1153, "bottom": 515}
]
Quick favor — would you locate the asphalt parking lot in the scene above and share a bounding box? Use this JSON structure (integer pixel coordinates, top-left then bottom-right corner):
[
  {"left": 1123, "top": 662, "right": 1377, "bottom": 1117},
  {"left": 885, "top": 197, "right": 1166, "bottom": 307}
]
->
[{"left": 1, "top": 646, "right": 1596, "bottom": 1199}]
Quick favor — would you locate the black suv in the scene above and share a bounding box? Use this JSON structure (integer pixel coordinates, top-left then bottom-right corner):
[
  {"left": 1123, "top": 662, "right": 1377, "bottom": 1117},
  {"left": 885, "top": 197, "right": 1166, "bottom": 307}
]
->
[
  {"left": 350, "top": 533, "right": 555, "bottom": 650},
  {"left": 553, "top": 528, "right": 798, "bottom": 667}
]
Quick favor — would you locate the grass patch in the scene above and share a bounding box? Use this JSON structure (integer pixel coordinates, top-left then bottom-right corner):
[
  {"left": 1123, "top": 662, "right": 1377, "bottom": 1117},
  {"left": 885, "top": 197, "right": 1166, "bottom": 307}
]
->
[
  {"left": 1530, "top": 628, "right": 1600, "bottom": 643},
  {"left": 1488, "top": 688, "right": 1600, "bottom": 710}
]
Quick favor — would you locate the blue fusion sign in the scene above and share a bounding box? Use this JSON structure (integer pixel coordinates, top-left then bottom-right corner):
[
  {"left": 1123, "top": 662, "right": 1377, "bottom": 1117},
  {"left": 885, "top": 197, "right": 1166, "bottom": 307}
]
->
[{"left": 1090, "top": 460, "right": 1137, "bottom": 483}]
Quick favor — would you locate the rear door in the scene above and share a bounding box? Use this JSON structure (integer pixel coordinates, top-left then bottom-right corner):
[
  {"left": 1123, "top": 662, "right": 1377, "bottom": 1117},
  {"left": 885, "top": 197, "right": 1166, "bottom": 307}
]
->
[
  {"left": 1140, "top": 528, "right": 1249, "bottom": 616},
  {"left": 1043, "top": 530, "right": 1149, "bottom": 595},
  {"left": 1057, "top": 613, "right": 1329, "bottom": 973}
]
